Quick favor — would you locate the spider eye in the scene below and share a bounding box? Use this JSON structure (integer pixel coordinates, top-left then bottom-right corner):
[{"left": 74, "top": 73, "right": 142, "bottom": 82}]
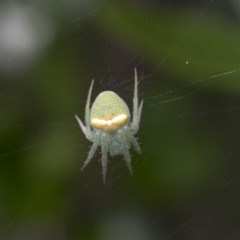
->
[{"left": 90, "top": 91, "right": 130, "bottom": 132}]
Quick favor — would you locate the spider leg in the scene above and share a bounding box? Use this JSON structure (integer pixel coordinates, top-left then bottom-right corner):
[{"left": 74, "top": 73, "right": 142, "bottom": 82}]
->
[
  {"left": 84, "top": 80, "right": 94, "bottom": 140},
  {"left": 131, "top": 68, "right": 143, "bottom": 134},
  {"left": 132, "top": 99, "right": 144, "bottom": 134},
  {"left": 75, "top": 115, "right": 87, "bottom": 137},
  {"left": 119, "top": 131, "right": 133, "bottom": 175},
  {"left": 136, "top": 99, "right": 144, "bottom": 131},
  {"left": 131, "top": 135, "right": 142, "bottom": 155},
  {"left": 126, "top": 130, "right": 142, "bottom": 155},
  {"left": 123, "top": 147, "right": 133, "bottom": 175},
  {"left": 101, "top": 135, "right": 109, "bottom": 184},
  {"left": 81, "top": 138, "right": 99, "bottom": 171},
  {"left": 75, "top": 80, "right": 94, "bottom": 141},
  {"left": 132, "top": 68, "right": 138, "bottom": 127}
]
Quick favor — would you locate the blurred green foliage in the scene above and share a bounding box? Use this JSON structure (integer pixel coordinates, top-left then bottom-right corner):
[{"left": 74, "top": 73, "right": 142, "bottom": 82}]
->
[{"left": 98, "top": 2, "right": 240, "bottom": 94}]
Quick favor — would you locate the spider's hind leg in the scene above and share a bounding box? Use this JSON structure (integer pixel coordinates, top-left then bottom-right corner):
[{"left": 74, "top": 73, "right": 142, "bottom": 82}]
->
[
  {"left": 122, "top": 146, "right": 133, "bottom": 175},
  {"left": 119, "top": 130, "right": 133, "bottom": 175},
  {"left": 100, "top": 134, "right": 109, "bottom": 184}
]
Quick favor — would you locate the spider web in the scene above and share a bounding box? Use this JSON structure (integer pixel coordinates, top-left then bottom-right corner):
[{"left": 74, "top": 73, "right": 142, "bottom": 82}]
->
[{"left": 0, "top": 0, "right": 240, "bottom": 239}]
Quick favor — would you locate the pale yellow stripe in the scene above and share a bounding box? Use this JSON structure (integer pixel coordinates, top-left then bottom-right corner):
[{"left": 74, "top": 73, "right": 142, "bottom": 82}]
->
[{"left": 91, "top": 114, "right": 128, "bottom": 130}]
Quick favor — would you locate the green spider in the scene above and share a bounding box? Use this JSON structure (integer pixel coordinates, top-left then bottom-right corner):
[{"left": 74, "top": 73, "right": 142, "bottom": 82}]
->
[{"left": 75, "top": 69, "right": 143, "bottom": 183}]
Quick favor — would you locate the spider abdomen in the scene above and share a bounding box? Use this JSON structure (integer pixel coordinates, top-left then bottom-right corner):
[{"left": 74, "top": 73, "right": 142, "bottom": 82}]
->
[{"left": 90, "top": 91, "right": 130, "bottom": 132}]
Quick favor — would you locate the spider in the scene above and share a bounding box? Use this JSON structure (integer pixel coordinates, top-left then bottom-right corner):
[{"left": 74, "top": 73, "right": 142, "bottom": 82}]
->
[{"left": 75, "top": 69, "right": 143, "bottom": 183}]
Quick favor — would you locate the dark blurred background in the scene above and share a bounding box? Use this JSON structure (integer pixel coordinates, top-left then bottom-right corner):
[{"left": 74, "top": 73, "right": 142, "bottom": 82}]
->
[{"left": 0, "top": 0, "right": 240, "bottom": 239}]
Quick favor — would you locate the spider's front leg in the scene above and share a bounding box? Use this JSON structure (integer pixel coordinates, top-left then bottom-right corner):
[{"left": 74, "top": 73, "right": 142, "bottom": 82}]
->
[
  {"left": 75, "top": 115, "right": 87, "bottom": 136},
  {"left": 75, "top": 115, "right": 93, "bottom": 141},
  {"left": 131, "top": 68, "right": 143, "bottom": 133},
  {"left": 75, "top": 80, "right": 95, "bottom": 141},
  {"left": 84, "top": 80, "right": 94, "bottom": 139}
]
